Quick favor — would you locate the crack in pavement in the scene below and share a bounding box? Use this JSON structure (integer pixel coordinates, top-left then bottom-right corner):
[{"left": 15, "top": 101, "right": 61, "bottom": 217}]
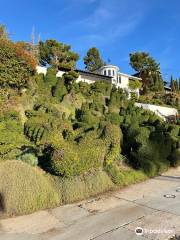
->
[
  {"left": 113, "top": 195, "right": 180, "bottom": 217},
  {"left": 88, "top": 215, "right": 148, "bottom": 240}
]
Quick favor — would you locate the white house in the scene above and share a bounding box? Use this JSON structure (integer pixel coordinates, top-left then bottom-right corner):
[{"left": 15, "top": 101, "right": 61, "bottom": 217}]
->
[
  {"left": 97, "top": 65, "right": 141, "bottom": 97},
  {"left": 36, "top": 64, "right": 142, "bottom": 97}
]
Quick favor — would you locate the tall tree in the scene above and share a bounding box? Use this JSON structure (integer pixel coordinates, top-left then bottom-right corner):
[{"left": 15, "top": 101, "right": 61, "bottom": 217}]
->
[
  {"left": 170, "top": 75, "right": 173, "bottom": 90},
  {"left": 170, "top": 76, "right": 178, "bottom": 92},
  {"left": 129, "top": 52, "right": 164, "bottom": 93},
  {"left": 0, "top": 24, "right": 8, "bottom": 40},
  {"left": 175, "top": 79, "right": 178, "bottom": 92},
  {"left": 83, "top": 47, "right": 104, "bottom": 72},
  {"left": 0, "top": 39, "right": 36, "bottom": 89},
  {"left": 39, "top": 39, "right": 79, "bottom": 70},
  {"left": 16, "top": 41, "right": 39, "bottom": 63}
]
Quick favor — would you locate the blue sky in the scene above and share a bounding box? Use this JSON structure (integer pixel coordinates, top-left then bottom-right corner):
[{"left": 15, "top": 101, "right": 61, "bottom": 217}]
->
[{"left": 1, "top": 0, "right": 180, "bottom": 81}]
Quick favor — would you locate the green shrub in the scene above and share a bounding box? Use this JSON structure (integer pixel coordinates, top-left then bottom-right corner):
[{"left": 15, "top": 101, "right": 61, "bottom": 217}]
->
[
  {"left": 102, "top": 123, "right": 122, "bottom": 146},
  {"left": 0, "top": 39, "right": 36, "bottom": 89},
  {"left": 45, "top": 67, "right": 57, "bottom": 88},
  {"left": 134, "top": 142, "right": 171, "bottom": 177},
  {"left": 54, "top": 171, "right": 114, "bottom": 203},
  {"left": 102, "top": 123, "right": 122, "bottom": 164},
  {"left": 63, "top": 70, "right": 79, "bottom": 90},
  {"left": 50, "top": 134, "right": 106, "bottom": 177},
  {"left": 105, "top": 163, "right": 147, "bottom": 186},
  {"left": 105, "top": 112, "right": 122, "bottom": 125},
  {"left": 85, "top": 171, "right": 114, "bottom": 196},
  {"left": 17, "top": 153, "right": 38, "bottom": 167},
  {"left": 91, "top": 81, "right": 111, "bottom": 96},
  {"left": 169, "top": 125, "right": 180, "bottom": 137},
  {"left": 76, "top": 103, "right": 101, "bottom": 127},
  {"left": 78, "top": 82, "right": 91, "bottom": 97},
  {"left": 139, "top": 160, "right": 158, "bottom": 177},
  {"left": 52, "top": 77, "right": 67, "bottom": 101},
  {"left": 0, "top": 161, "right": 60, "bottom": 216},
  {"left": 0, "top": 113, "right": 32, "bottom": 160},
  {"left": 108, "top": 87, "right": 128, "bottom": 110},
  {"left": 60, "top": 176, "right": 87, "bottom": 203},
  {"left": 24, "top": 111, "right": 73, "bottom": 144},
  {"left": 169, "top": 148, "right": 180, "bottom": 167}
]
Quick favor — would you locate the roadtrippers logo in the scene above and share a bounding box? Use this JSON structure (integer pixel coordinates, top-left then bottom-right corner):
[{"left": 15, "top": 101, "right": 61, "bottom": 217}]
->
[
  {"left": 135, "top": 227, "right": 143, "bottom": 236},
  {"left": 135, "top": 227, "right": 174, "bottom": 236}
]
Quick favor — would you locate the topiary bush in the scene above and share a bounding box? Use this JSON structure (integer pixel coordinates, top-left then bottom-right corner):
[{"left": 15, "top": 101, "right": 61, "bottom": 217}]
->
[
  {"left": 17, "top": 153, "right": 38, "bottom": 167},
  {"left": 105, "top": 163, "right": 147, "bottom": 186},
  {"left": 76, "top": 102, "right": 101, "bottom": 127},
  {"left": 84, "top": 171, "right": 114, "bottom": 196},
  {"left": 59, "top": 175, "right": 87, "bottom": 203},
  {"left": 0, "top": 161, "right": 60, "bottom": 216},
  {"left": 102, "top": 123, "right": 123, "bottom": 165},
  {"left": 53, "top": 170, "right": 114, "bottom": 204},
  {"left": 52, "top": 77, "right": 67, "bottom": 101},
  {"left": 91, "top": 81, "right": 111, "bottom": 96},
  {"left": 44, "top": 67, "right": 57, "bottom": 89},
  {"left": 169, "top": 148, "right": 180, "bottom": 167},
  {"left": 0, "top": 111, "right": 32, "bottom": 160},
  {"left": 50, "top": 132, "right": 106, "bottom": 177},
  {"left": 105, "top": 112, "right": 122, "bottom": 125}
]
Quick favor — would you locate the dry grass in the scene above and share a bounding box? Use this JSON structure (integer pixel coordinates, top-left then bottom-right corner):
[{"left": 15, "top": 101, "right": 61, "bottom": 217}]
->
[
  {"left": 53, "top": 171, "right": 114, "bottom": 204},
  {"left": 0, "top": 161, "right": 147, "bottom": 217},
  {"left": 0, "top": 160, "right": 60, "bottom": 216}
]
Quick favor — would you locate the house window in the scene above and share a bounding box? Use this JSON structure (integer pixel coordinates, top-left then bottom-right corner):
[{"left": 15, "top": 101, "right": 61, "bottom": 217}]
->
[
  {"left": 112, "top": 70, "right": 115, "bottom": 76},
  {"left": 108, "top": 69, "right": 111, "bottom": 76},
  {"left": 118, "top": 76, "right": 121, "bottom": 83},
  {"left": 104, "top": 70, "right": 107, "bottom": 76}
]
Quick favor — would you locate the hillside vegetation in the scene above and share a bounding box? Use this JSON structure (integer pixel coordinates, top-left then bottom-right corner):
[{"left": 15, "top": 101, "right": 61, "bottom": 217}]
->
[
  {"left": 0, "top": 25, "right": 179, "bottom": 216},
  {"left": 0, "top": 68, "right": 179, "bottom": 216}
]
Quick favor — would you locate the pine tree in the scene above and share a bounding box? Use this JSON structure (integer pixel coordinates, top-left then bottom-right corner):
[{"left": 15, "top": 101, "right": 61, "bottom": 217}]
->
[
  {"left": 170, "top": 75, "right": 173, "bottom": 87},
  {"left": 175, "top": 79, "right": 178, "bottom": 92},
  {"left": 39, "top": 40, "right": 79, "bottom": 70},
  {"left": 129, "top": 52, "right": 164, "bottom": 93},
  {"left": 83, "top": 47, "right": 104, "bottom": 72}
]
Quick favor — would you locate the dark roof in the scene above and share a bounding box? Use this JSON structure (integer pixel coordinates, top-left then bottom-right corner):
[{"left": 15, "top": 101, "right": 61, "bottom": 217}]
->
[
  {"left": 76, "top": 69, "right": 112, "bottom": 80},
  {"left": 132, "top": 72, "right": 140, "bottom": 77},
  {"left": 58, "top": 67, "right": 112, "bottom": 80},
  {"left": 164, "top": 86, "right": 172, "bottom": 91}
]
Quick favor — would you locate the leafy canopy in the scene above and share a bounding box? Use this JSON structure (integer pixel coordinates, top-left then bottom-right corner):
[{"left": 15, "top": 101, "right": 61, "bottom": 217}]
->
[
  {"left": 84, "top": 47, "right": 104, "bottom": 72},
  {"left": 130, "top": 52, "right": 164, "bottom": 93},
  {"left": 0, "top": 39, "right": 36, "bottom": 89},
  {"left": 128, "top": 79, "right": 142, "bottom": 90},
  {"left": 39, "top": 39, "right": 79, "bottom": 70}
]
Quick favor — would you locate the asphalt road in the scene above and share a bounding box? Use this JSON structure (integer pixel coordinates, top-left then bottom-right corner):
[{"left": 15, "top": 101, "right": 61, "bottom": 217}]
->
[{"left": 0, "top": 168, "right": 180, "bottom": 240}]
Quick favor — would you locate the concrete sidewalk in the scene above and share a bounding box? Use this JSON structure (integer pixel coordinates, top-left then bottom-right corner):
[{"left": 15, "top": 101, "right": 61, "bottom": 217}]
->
[{"left": 0, "top": 168, "right": 180, "bottom": 240}]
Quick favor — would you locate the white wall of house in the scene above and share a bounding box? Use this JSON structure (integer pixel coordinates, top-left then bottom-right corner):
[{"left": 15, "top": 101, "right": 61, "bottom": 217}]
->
[
  {"left": 36, "top": 66, "right": 47, "bottom": 75},
  {"left": 56, "top": 70, "right": 65, "bottom": 78},
  {"left": 135, "top": 102, "right": 178, "bottom": 120},
  {"left": 76, "top": 74, "right": 96, "bottom": 84},
  {"left": 117, "top": 74, "right": 129, "bottom": 88}
]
